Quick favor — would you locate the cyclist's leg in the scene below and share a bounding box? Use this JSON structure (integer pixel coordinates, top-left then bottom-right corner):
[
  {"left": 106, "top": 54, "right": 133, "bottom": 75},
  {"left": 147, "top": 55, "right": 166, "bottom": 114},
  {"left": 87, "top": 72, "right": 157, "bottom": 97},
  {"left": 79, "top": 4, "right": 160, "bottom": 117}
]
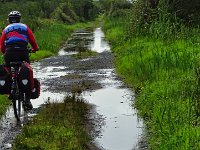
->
[
  {"left": 24, "top": 93, "right": 33, "bottom": 110},
  {"left": 4, "top": 48, "right": 13, "bottom": 100},
  {"left": 4, "top": 47, "right": 13, "bottom": 67},
  {"left": 25, "top": 99, "right": 33, "bottom": 110}
]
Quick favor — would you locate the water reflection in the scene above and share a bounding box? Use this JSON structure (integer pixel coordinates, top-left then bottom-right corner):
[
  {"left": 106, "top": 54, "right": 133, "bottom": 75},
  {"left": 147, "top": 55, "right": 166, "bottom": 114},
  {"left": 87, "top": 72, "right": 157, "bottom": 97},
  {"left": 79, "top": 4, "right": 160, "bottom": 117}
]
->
[
  {"left": 84, "top": 86, "right": 142, "bottom": 150},
  {"left": 31, "top": 63, "right": 66, "bottom": 108},
  {"left": 58, "top": 48, "right": 78, "bottom": 56},
  {"left": 31, "top": 91, "right": 65, "bottom": 108},
  {"left": 90, "top": 28, "right": 110, "bottom": 53}
]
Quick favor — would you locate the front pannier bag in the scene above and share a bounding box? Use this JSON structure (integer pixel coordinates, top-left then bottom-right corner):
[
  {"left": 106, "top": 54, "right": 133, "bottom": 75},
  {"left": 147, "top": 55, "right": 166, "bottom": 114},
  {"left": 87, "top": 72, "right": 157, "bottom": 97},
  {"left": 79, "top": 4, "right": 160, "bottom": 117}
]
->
[
  {"left": 30, "top": 78, "right": 40, "bottom": 99},
  {"left": 18, "top": 62, "right": 34, "bottom": 94},
  {"left": 0, "top": 65, "right": 11, "bottom": 94}
]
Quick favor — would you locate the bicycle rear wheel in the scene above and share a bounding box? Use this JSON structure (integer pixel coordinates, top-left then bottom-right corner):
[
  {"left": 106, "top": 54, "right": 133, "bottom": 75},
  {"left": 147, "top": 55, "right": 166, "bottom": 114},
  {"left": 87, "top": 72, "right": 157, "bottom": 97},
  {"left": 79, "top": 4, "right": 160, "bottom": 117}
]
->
[{"left": 12, "top": 98, "right": 22, "bottom": 121}]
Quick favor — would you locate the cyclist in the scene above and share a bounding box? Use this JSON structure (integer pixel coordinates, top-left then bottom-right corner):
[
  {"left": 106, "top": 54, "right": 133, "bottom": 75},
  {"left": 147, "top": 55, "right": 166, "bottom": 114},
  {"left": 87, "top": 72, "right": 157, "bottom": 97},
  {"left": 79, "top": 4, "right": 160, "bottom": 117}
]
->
[{"left": 0, "top": 11, "right": 39, "bottom": 110}]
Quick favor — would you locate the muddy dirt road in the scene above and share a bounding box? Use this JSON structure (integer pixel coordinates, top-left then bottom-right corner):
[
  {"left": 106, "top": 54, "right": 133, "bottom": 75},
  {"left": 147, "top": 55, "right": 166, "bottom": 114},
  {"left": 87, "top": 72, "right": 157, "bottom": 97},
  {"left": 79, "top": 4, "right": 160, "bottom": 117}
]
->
[{"left": 0, "top": 28, "right": 143, "bottom": 150}]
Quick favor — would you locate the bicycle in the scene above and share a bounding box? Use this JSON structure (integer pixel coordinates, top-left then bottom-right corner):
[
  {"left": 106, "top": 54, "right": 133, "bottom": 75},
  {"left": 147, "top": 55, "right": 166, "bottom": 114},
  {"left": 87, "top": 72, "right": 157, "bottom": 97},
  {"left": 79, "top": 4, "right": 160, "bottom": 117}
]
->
[
  {"left": 9, "top": 61, "right": 29, "bottom": 121},
  {"left": 8, "top": 49, "right": 36, "bottom": 122}
]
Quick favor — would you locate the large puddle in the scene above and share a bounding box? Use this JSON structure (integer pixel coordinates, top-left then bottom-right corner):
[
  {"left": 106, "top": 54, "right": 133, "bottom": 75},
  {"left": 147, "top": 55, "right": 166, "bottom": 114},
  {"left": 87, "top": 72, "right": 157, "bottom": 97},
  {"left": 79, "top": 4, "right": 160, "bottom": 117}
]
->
[
  {"left": 90, "top": 28, "right": 110, "bottom": 53},
  {"left": 84, "top": 87, "right": 142, "bottom": 150},
  {"left": 0, "top": 27, "right": 143, "bottom": 149}
]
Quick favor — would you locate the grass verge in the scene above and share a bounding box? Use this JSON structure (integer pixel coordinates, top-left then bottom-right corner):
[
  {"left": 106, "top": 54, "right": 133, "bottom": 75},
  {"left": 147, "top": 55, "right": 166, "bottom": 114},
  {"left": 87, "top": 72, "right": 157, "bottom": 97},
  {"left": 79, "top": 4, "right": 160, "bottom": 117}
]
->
[
  {"left": 0, "top": 95, "right": 10, "bottom": 116},
  {"left": 13, "top": 95, "right": 92, "bottom": 150},
  {"left": 103, "top": 15, "right": 200, "bottom": 149}
]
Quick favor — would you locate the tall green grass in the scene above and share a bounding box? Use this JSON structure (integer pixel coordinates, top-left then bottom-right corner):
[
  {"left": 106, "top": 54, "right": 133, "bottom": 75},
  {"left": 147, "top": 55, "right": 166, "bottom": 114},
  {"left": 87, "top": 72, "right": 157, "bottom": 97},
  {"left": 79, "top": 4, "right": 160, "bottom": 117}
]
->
[
  {"left": 103, "top": 15, "right": 200, "bottom": 149},
  {"left": 0, "top": 95, "right": 10, "bottom": 116},
  {"left": 13, "top": 95, "right": 91, "bottom": 150}
]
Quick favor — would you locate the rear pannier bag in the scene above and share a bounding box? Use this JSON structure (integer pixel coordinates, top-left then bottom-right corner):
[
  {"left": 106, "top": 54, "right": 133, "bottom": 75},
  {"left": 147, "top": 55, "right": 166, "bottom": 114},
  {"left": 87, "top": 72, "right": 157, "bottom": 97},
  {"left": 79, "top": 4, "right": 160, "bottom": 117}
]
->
[
  {"left": 30, "top": 78, "right": 40, "bottom": 99},
  {"left": 0, "top": 65, "right": 11, "bottom": 94},
  {"left": 18, "top": 62, "right": 34, "bottom": 94}
]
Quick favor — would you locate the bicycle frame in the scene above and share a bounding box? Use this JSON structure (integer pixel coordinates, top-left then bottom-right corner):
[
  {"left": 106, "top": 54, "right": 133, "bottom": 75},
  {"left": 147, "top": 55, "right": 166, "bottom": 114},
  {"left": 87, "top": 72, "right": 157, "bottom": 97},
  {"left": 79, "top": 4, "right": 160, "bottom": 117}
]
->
[
  {"left": 6, "top": 48, "right": 35, "bottom": 121},
  {"left": 10, "top": 61, "right": 27, "bottom": 121}
]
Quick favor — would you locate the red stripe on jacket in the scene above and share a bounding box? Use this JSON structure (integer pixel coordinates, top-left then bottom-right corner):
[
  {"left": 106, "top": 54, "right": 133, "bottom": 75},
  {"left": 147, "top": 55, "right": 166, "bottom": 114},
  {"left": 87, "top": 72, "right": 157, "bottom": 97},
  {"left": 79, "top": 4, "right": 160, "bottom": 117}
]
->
[{"left": 0, "top": 26, "right": 39, "bottom": 53}]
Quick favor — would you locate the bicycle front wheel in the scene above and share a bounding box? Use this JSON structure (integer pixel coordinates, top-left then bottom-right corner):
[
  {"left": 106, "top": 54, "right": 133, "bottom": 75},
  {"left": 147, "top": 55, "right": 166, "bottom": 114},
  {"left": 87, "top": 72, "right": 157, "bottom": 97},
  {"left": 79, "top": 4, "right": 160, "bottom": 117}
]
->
[{"left": 12, "top": 99, "right": 22, "bottom": 121}]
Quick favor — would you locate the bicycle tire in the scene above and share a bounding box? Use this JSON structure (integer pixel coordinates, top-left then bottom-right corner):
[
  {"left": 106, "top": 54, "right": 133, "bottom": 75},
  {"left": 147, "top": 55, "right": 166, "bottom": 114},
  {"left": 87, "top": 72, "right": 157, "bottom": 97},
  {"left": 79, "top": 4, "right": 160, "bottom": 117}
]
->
[{"left": 12, "top": 98, "right": 22, "bottom": 121}]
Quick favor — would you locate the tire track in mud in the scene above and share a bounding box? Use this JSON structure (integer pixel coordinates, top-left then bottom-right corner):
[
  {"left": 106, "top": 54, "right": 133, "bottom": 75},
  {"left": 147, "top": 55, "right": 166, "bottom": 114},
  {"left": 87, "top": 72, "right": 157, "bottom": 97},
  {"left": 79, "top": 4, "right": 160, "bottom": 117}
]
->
[{"left": 0, "top": 108, "right": 22, "bottom": 149}]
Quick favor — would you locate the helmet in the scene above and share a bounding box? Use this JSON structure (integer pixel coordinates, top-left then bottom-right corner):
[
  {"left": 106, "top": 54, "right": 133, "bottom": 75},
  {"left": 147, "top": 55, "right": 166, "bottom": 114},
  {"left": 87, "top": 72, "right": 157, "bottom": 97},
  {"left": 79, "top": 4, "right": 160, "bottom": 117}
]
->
[
  {"left": 8, "top": 11, "right": 21, "bottom": 23},
  {"left": 8, "top": 11, "right": 21, "bottom": 17}
]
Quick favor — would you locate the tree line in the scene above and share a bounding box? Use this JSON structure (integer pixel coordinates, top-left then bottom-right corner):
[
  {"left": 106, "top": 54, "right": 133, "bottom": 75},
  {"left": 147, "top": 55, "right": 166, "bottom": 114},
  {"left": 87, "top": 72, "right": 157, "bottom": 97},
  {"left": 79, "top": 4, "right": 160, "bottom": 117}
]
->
[
  {"left": 0, "top": 0, "right": 100, "bottom": 29},
  {"left": 99, "top": 0, "right": 200, "bottom": 23},
  {"left": 98, "top": 0, "right": 200, "bottom": 37},
  {"left": 0, "top": 0, "right": 199, "bottom": 34}
]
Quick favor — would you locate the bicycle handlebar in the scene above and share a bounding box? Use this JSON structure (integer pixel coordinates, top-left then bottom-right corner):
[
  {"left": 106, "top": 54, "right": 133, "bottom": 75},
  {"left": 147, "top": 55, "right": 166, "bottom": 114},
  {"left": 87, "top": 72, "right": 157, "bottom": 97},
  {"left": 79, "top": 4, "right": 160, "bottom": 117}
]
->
[
  {"left": 28, "top": 48, "right": 34, "bottom": 53},
  {"left": 27, "top": 46, "right": 39, "bottom": 53}
]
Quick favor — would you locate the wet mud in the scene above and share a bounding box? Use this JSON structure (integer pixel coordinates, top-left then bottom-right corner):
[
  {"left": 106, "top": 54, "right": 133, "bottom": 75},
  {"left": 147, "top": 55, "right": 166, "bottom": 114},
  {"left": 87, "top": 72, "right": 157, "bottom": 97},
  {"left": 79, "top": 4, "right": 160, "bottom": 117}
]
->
[{"left": 42, "top": 51, "right": 113, "bottom": 93}]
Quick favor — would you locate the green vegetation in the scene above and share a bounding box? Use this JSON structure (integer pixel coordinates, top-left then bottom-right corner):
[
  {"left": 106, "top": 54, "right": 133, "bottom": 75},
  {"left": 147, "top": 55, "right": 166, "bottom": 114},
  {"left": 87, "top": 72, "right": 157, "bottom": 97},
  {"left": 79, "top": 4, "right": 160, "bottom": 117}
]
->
[
  {"left": 101, "top": 0, "right": 200, "bottom": 149},
  {"left": 0, "top": 95, "right": 10, "bottom": 116},
  {"left": 13, "top": 95, "right": 91, "bottom": 150},
  {"left": 0, "top": 0, "right": 99, "bottom": 26}
]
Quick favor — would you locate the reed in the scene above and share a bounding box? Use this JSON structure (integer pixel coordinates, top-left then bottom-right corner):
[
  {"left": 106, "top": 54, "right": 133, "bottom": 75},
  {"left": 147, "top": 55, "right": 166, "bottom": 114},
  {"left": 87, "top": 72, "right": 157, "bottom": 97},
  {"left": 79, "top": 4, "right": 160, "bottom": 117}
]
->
[
  {"left": 103, "top": 14, "right": 200, "bottom": 149},
  {"left": 13, "top": 94, "right": 91, "bottom": 150}
]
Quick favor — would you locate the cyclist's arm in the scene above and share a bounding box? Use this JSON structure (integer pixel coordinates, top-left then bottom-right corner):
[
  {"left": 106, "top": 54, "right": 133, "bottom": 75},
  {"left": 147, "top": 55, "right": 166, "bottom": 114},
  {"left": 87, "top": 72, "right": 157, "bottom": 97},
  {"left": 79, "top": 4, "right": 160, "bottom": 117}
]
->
[
  {"left": 27, "top": 27, "right": 39, "bottom": 52},
  {"left": 0, "top": 31, "right": 6, "bottom": 53}
]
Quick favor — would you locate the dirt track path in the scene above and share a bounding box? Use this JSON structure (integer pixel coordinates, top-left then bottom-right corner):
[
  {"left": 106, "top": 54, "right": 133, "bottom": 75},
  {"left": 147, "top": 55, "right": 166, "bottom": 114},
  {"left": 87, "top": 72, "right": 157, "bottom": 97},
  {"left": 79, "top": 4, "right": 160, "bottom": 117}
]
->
[{"left": 0, "top": 28, "right": 143, "bottom": 150}]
